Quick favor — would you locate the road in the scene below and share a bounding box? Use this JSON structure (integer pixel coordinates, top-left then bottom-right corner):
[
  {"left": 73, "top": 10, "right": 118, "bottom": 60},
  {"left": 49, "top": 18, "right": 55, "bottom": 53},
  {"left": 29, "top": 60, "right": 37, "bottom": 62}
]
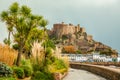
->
[{"left": 63, "top": 68, "right": 106, "bottom": 80}]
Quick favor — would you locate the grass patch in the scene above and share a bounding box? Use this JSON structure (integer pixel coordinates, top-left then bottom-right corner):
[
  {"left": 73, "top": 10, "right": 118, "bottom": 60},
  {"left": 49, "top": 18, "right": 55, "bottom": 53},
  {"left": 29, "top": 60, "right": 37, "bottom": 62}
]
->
[{"left": 0, "top": 77, "right": 16, "bottom": 80}]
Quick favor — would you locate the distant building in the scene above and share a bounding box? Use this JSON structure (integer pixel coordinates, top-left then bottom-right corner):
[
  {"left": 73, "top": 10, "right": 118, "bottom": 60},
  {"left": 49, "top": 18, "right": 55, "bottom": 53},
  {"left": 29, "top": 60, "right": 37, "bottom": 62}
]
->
[
  {"left": 60, "top": 52, "right": 118, "bottom": 62},
  {"left": 80, "top": 27, "right": 86, "bottom": 33},
  {"left": 92, "top": 52, "right": 100, "bottom": 60},
  {"left": 117, "top": 54, "right": 120, "bottom": 62},
  {"left": 51, "top": 22, "right": 84, "bottom": 39}
]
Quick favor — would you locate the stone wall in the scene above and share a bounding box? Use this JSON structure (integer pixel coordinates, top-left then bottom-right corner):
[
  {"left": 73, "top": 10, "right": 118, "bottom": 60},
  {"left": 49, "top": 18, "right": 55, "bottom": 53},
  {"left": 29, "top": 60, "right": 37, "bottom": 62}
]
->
[
  {"left": 70, "top": 63, "right": 120, "bottom": 80},
  {"left": 87, "top": 35, "right": 93, "bottom": 41},
  {"left": 86, "top": 62, "right": 120, "bottom": 66},
  {"left": 52, "top": 22, "right": 82, "bottom": 39},
  {"left": 80, "top": 27, "right": 85, "bottom": 33}
]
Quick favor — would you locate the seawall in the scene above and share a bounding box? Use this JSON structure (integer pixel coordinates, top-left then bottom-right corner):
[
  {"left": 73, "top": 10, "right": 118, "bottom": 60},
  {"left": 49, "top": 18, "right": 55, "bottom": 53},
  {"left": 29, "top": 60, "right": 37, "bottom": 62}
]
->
[{"left": 70, "top": 62, "right": 120, "bottom": 80}]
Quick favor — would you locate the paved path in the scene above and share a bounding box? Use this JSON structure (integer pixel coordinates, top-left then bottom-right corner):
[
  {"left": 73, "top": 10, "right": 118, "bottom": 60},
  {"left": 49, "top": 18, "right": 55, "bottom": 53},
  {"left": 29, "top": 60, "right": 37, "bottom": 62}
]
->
[{"left": 63, "top": 68, "right": 106, "bottom": 80}]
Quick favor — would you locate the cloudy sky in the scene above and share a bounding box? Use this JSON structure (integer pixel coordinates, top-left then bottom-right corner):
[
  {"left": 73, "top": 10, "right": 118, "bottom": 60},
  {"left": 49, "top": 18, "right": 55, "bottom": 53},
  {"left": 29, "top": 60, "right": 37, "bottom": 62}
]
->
[{"left": 0, "top": 0, "right": 120, "bottom": 52}]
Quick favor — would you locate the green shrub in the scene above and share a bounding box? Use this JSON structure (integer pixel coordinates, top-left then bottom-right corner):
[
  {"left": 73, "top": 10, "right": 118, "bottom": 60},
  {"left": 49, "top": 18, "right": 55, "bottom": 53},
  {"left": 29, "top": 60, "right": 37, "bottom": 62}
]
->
[
  {"left": 48, "top": 59, "right": 68, "bottom": 74},
  {"left": 0, "top": 77, "right": 16, "bottom": 80},
  {"left": 46, "top": 56, "right": 56, "bottom": 65},
  {"left": 20, "top": 65, "right": 32, "bottom": 77},
  {"left": 76, "top": 50, "right": 82, "bottom": 54},
  {"left": 12, "top": 66, "right": 24, "bottom": 79},
  {"left": 20, "top": 59, "right": 26, "bottom": 65},
  {"left": 112, "top": 58, "right": 117, "bottom": 62},
  {"left": 50, "top": 56, "right": 56, "bottom": 62},
  {"left": 31, "top": 71, "right": 45, "bottom": 80},
  {"left": 0, "top": 62, "right": 13, "bottom": 77},
  {"left": 31, "top": 71, "right": 54, "bottom": 80},
  {"left": 46, "top": 47, "right": 52, "bottom": 57},
  {"left": 32, "top": 64, "right": 39, "bottom": 72},
  {"left": 54, "top": 59, "right": 67, "bottom": 70},
  {"left": 32, "top": 63, "right": 44, "bottom": 72},
  {"left": 42, "top": 40, "right": 56, "bottom": 49},
  {"left": 45, "top": 72, "right": 54, "bottom": 80},
  {"left": 46, "top": 58, "right": 53, "bottom": 65},
  {"left": 20, "top": 59, "right": 31, "bottom": 66}
]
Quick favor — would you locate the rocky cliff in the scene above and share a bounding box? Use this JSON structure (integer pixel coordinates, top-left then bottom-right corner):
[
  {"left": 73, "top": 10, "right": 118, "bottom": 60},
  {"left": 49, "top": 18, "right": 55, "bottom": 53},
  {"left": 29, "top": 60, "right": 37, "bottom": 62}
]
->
[{"left": 48, "top": 22, "right": 118, "bottom": 56}]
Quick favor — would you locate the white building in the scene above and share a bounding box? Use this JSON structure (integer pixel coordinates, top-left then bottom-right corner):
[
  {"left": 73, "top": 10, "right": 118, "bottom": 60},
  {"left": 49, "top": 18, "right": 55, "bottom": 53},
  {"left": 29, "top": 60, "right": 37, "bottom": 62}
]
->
[
  {"left": 92, "top": 52, "right": 100, "bottom": 60},
  {"left": 106, "top": 56, "right": 112, "bottom": 62},
  {"left": 61, "top": 54, "right": 88, "bottom": 62},
  {"left": 61, "top": 52, "right": 119, "bottom": 62},
  {"left": 117, "top": 54, "right": 120, "bottom": 62}
]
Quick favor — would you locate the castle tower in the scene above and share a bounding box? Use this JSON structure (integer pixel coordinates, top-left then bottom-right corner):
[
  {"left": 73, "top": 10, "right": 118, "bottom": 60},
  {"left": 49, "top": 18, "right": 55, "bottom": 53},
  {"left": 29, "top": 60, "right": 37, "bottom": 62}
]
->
[
  {"left": 75, "top": 24, "right": 80, "bottom": 33},
  {"left": 80, "top": 27, "right": 85, "bottom": 33},
  {"left": 75, "top": 26, "right": 78, "bottom": 33},
  {"left": 53, "top": 22, "right": 69, "bottom": 39},
  {"left": 68, "top": 23, "right": 75, "bottom": 34},
  {"left": 77, "top": 24, "right": 80, "bottom": 31}
]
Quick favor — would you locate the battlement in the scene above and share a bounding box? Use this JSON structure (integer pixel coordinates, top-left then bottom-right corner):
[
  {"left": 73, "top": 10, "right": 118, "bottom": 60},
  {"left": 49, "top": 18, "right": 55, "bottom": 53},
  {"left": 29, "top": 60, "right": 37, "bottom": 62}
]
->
[
  {"left": 53, "top": 23, "right": 68, "bottom": 27},
  {"left": 52, "top": 22, "right": 86, "bottom": 39}
]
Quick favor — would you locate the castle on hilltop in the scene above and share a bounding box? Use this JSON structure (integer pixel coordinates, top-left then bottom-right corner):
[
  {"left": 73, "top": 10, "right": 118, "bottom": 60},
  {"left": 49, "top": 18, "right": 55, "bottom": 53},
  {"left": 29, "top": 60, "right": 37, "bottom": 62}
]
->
[
  {"left": 48, "top": 22, "right": 118, "bottom": 56},
  {"left": 51, "top": 22, "right": 86, "bottom": 39}
]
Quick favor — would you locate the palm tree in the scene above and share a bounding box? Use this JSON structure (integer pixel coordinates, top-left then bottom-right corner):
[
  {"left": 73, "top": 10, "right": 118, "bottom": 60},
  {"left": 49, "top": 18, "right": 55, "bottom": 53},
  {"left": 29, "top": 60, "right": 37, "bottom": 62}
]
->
[
  {"left": 1, "top": 12, "right": 12, "bottom": 45},
  {"left": 40, "top": 19, "right": 48, "bottom": 51},
  {"left": 0, "top": 2, "right": 46, "bottom": 66},
  {"left": 40, "top": 19, "right": 48, "bottom": 66},
  {"left": 1, "top": 2, "right": 19, "bottom": 45}
]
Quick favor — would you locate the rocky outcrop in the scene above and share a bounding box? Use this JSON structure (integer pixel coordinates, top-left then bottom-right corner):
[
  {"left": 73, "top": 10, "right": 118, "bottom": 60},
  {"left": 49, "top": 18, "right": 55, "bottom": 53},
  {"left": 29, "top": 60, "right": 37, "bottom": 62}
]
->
[{"left": 48, "top": 22, "right": 118, "bottom": 56}]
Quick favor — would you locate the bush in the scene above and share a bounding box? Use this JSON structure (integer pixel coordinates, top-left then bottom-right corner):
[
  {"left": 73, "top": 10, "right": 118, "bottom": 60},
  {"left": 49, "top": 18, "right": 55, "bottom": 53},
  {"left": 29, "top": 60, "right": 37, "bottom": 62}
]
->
[
  {"left": 46, "top": 47, "right": 52, "bottom": 57},
  {"left": 54, "top": 59, "right": 67, "bottom": 70},
  {"left": 31, "top": 71, "right": 45, "bottom": 80},
  {"left": 20, "top": 65, "right": 32, "bottom": 77},
  {"left": 42, "top": 40, "right": 56, "bottom": 49},
  {"left": 0, "top": 77, "right": 15, "bottom": 80},
  {"left": 20, "top": 59, "right": 31, "bottom": 66},
  {"left": 32, "top": 62, "right": 44, "bottom": 72},
  {"left": 76, "top": 50, "right": 82, "bottom": 54},
  {"left": 32, "top": 64, "right": 40, "bottom": 72},
  {"left": 46, "top": 56, "right": 56, "bottom": 65},
  {"left": 46, "top": 58, "right": 53, "bottom": 65},
  {"left": 48, "top": 58, "right": 68, "bottom": 74},
  {"left": 0, "top": 62, "right": 13, "bottom": 77},
  {"left": 62, "top": 46, "right": 76, "bottom": 53},
  {"left": 12, "top": 66, "right": 24, "bottom": 79},
  {"left": 0, "top": 44, "right": 17, "bottom": 66},
  {"left": 31, "top": 71, "right": 54, "bottom": 80}
]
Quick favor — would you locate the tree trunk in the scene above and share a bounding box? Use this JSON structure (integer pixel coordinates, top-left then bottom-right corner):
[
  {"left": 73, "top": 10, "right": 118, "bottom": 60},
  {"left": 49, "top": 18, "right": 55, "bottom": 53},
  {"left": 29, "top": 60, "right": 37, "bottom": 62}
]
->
[
  {"left": 16, "top": 49, "right": 22, "bottom": 66},
  {"left": 16, "top": 38, "right": 23, "bottom": 66},
  {"left": 44, "top": 30, "right": 46, "bottom": 65},
  {"left": 8, "top": 32, "right": 10, "bottom": 45}
]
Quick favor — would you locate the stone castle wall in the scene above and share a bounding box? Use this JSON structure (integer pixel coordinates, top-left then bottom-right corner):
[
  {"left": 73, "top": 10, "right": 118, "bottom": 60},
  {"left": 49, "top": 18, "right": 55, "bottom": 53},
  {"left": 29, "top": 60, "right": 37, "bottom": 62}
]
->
[
  {"left": 87, "top": 35, "right": 93, "bottom": 41},
  {"left": 51, "top": 22, "right": 93, "bottom": 42},
  {"left": 52, "top": 22, "right": 82, "bottom": 38}
]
